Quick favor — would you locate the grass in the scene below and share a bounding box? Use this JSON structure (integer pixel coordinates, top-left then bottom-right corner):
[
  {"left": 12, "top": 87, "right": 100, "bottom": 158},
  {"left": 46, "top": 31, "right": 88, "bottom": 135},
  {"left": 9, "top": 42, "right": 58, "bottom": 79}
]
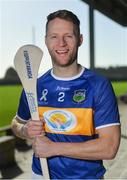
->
[
  {"left": 0, "top": 81, "right": 127, "bottom": 128},
  {"left": 111, "top": 81, "right": 127, "bottom": 97},
  {"left": 0, "top": 85, "right": 22, "bottom": 127}
]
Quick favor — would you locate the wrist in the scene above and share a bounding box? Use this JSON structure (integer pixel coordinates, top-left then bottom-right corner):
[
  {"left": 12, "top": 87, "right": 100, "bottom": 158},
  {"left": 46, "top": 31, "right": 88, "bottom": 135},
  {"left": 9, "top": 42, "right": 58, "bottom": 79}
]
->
[
  {"left": 20, "top": 124, "right": 27, "bottom": 139},
  {"left": 52, "top": 142, "right": 63, "bottom": 156}
]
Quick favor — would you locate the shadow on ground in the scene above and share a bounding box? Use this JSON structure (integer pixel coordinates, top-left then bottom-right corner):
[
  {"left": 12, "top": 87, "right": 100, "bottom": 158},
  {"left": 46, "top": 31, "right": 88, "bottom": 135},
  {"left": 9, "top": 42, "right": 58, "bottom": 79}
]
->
[
  {"left": 0, "top": 143, "right": 32, "bottom": 179},
  {"left": 0, "top": 163, "right": 23, "bottom": 179}
]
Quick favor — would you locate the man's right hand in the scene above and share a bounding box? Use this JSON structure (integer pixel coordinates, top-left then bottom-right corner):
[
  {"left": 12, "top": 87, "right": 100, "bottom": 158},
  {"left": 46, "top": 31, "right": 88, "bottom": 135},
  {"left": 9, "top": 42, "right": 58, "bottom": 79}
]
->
[{"left": 23, "top": 118, "right": 45, "bottom": 139}]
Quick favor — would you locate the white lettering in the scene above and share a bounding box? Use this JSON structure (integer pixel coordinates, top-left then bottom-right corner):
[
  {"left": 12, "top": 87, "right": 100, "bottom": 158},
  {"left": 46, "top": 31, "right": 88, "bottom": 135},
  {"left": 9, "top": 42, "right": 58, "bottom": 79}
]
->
[{"left": 58, "top": 92, "right": 65, "bottom": 102}]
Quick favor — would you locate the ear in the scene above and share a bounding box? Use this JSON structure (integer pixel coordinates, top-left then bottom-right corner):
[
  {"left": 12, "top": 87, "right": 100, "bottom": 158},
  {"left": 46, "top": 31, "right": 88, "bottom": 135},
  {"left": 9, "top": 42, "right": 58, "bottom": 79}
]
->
[
  {"left": 78, "top": 34, "right": 83, "bottom": 46},
  {"left": 45, "top": 36, "right": 47, "bottom": 46}
]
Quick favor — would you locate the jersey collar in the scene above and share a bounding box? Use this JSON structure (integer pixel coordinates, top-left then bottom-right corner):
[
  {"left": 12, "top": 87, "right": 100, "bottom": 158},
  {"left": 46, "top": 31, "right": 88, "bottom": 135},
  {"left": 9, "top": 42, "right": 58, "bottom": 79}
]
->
[{"left": 51, "top": 66, "right": 85, "bottom": 81}]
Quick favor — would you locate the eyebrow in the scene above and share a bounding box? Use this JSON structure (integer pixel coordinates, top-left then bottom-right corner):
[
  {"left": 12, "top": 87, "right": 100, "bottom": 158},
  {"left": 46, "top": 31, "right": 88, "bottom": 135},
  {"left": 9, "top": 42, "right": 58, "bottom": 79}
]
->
[{"left": 47, "top": 32, "right": 75, "bottom": 36}]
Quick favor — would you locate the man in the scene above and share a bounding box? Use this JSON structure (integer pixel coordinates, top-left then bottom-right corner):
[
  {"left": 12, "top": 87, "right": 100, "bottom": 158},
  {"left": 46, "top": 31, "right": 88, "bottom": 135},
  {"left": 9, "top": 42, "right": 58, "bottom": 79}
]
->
[{"left": 12, "top": 10, "right": 120, "bottom": 179}]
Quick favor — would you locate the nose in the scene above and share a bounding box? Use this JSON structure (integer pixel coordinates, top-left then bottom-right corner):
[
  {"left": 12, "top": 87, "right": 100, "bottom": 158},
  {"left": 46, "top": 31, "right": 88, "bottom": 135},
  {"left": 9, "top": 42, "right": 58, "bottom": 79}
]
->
[{"left": 58, "top": 37, "right": 67, "bottom": 46}]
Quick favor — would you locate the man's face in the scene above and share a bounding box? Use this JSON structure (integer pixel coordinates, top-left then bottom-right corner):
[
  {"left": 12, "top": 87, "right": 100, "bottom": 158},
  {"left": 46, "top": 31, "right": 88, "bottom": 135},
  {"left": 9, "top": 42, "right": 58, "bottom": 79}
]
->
[{"left": 45, "top": 18, "right": 83, "bottom": 67}]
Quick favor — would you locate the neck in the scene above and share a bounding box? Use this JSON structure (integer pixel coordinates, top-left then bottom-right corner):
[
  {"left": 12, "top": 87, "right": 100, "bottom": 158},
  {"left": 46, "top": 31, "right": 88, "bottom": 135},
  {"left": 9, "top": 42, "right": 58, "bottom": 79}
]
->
[{"left": 52, "top": 63, "right": 82, "bottom": 78}]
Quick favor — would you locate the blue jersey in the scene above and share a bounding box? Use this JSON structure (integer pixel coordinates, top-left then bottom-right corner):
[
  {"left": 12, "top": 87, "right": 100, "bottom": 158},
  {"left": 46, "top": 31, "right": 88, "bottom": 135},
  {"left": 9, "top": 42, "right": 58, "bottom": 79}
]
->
[{"left": 17, "top": 67, "right": 120, "bottom": 179}]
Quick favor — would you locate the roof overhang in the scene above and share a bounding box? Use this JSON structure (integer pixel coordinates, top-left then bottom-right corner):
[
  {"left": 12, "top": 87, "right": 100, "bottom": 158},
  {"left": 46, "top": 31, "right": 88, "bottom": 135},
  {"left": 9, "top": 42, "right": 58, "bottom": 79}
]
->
[{"left": 81, "top": 0, "right": 127, "bottom": 27}]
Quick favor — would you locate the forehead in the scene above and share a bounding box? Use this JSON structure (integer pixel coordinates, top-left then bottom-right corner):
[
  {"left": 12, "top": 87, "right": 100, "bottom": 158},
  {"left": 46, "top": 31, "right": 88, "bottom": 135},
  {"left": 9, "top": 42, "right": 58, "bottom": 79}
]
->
[{"left": 46, "top": 18, "right": 75, "bottom": 34}]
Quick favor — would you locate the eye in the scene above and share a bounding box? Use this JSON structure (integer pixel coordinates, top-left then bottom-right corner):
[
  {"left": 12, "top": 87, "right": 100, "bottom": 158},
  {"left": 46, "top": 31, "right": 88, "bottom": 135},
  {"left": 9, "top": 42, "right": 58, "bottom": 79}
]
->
[
  {"left": 66, "top": 35, "right": 73, "bottom": 38},
  {"left": 64, "top": 34, "right": 75, "bottom": 41},
  {"left": 51, "top": 35, "right": 57, "bottom": 39}
]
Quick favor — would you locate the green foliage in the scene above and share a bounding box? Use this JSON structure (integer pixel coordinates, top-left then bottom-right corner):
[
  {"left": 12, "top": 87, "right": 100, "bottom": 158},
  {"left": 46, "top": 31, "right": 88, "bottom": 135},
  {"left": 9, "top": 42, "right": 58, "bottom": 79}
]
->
[{"left": 0, "top": 85, "right": 22, "bottom": 127}]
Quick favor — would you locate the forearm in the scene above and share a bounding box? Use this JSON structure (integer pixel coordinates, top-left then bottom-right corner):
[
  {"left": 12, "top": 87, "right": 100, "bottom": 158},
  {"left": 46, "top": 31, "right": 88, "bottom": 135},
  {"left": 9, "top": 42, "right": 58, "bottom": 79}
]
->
[
  {"left": 11, "top": 118, "right": 27, "bottom": 139},
  {"left": 53, "top": 126, "right": 120, "bottom": 160},
  {"left": 54, "top": 138, "right": 110, "bottom": 160},
  {"left": 34, "top": 136, "right": 112, "bottom": 160}
]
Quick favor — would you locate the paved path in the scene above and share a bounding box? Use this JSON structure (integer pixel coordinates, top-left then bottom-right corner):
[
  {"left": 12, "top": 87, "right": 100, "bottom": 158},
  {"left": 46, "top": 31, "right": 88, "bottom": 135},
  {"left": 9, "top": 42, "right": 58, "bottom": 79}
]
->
[
  {"left": 104, "top": 101, "right": 127, "bottom": 179},
  {"left": 0, "top": 101, "right": 126, "bottom": 179}
]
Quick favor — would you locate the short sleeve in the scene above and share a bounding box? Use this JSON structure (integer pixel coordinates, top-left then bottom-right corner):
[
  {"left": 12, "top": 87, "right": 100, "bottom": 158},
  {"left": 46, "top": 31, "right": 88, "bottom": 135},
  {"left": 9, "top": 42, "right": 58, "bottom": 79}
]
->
[
  {"left": 16, "top": 90, "right": 31, "bottom": 121},
  {"left": 93, "top": 78, "right": 120, "bottom": 129}
]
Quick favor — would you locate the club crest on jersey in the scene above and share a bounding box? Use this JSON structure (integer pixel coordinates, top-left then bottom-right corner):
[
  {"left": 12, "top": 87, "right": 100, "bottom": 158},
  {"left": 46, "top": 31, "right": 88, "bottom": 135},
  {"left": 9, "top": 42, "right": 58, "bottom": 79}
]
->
[
  {"left": 73, "top": 89, "right": 86, "bottom": 103},
  {"left": 43, "top": 110, "right": 77, "bottom": 132}
]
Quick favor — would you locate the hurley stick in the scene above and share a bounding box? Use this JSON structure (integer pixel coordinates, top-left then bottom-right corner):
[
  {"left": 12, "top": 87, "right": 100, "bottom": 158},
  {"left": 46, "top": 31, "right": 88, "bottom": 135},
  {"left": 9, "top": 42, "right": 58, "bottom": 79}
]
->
[{"left": 14, "top": 44, "right": 50, "bottom": 179}]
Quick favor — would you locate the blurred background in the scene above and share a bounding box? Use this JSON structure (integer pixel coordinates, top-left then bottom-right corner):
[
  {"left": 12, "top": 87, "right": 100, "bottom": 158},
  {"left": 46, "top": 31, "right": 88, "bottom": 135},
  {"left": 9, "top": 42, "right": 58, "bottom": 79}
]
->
[{"left": 0, "top": 0, "right": 127, "bottom": 179}]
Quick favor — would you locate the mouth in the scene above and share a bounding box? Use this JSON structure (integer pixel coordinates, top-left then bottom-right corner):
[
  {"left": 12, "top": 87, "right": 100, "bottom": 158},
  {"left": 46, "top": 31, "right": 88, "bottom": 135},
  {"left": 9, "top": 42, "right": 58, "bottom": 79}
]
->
[{"left": 55, "top": 49, "right": 69, "bottom": 55}]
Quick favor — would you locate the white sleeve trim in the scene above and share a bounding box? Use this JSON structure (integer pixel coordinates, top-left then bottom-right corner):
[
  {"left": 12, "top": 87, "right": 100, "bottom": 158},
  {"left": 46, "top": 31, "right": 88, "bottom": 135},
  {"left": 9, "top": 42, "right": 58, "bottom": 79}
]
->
[
  {"left": 96, "top": 123, "right": 120, "bottom": 130},
  {"left": 15, "top": 114, "right": 28, "bottom": 122}
]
